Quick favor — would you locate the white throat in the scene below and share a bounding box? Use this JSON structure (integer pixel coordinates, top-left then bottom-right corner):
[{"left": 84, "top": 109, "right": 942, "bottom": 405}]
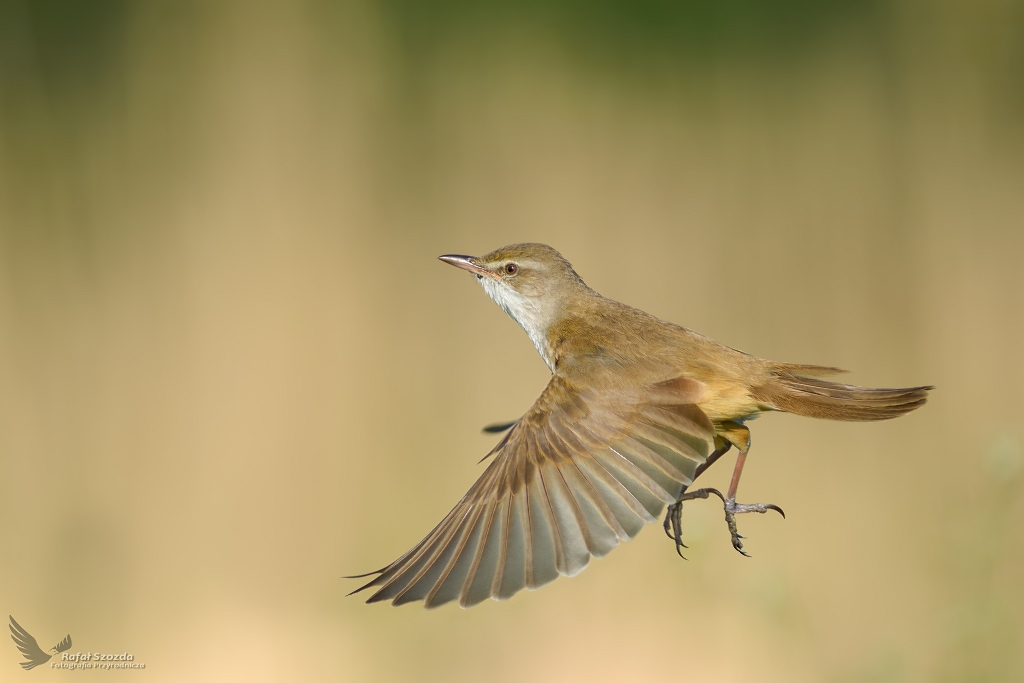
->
[{"left": 478, "top": 277, "right": 557, "bottom": 372}]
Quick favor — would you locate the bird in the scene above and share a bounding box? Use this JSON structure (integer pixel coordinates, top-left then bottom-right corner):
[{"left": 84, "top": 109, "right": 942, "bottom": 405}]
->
[
  {"left": 348, "top": 243, "right": 931, "bottom": 608},
  {"left": 9, "top": 616, "right": 72, "bottom": 670}
]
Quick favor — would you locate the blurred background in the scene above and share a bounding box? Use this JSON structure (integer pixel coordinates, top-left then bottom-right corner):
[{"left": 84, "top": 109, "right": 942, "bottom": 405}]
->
[{"left": 1, "top": 0, "right": 1022, "bottom": 680}]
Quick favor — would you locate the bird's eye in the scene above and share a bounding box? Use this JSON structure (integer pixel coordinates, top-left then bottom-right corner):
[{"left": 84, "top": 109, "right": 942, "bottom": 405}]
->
[{"left": 504, "top": 263, "right": 518, "bottom": 275}]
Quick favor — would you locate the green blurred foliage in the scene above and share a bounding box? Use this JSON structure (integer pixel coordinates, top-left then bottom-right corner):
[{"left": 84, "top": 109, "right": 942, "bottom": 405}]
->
[{"left": 378, "top": 0, "right": 882, "bottom": 62}]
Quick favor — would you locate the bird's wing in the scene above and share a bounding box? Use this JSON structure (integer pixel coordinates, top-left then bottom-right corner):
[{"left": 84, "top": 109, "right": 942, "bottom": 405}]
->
[
  {"left": 351, "top": 373, "right": 714, "bottom": 608},
  {"left": 53, "top": 634, "right": 72, "bottom": 653},
  {"left": 9, "top": 616, "right": 51, "bottom": 670}
]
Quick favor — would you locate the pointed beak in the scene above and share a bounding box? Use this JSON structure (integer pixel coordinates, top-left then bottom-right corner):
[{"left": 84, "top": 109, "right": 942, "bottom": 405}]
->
[{"left": 438, "top": 254, "right": 497, "bottom": 279}]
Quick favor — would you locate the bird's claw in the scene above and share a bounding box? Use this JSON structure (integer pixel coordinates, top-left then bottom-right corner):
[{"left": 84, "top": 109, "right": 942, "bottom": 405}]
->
[
  {"left": 662, "top": 501, "right": 689, "bottom": 558},
  {"left": 722, "top": 498, "right": 785, "bottom": 557},
  {"left": 662, "top": 487, "right": 727, "bottom": 559}
]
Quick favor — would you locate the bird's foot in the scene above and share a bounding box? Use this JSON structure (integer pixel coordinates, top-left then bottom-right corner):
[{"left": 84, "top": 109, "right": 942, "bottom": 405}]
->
[
  {"left": 721, "top": 497, "right": 785, "bottom": 557},
  {"left": 662, "top": 487, "right": 725, "bottom": 559},
  {"left": 663, "top": 488, "right": 784, "bottom": 558}
]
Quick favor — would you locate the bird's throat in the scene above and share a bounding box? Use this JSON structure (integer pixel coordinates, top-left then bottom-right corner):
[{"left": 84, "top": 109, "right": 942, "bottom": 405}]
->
[{"left": 478, "top": 277, "right": 558, "bottom": 372}]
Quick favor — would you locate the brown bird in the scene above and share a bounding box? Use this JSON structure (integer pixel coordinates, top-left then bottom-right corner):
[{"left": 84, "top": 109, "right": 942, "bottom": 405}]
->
[{"left": 349, "top": 243, "right": 931, "bottom": 608}]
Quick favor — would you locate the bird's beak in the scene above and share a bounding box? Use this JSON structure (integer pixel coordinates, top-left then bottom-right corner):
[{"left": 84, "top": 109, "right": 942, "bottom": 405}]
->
[{"left": 438, "top": 254, "right": 497, "bottom": 279}]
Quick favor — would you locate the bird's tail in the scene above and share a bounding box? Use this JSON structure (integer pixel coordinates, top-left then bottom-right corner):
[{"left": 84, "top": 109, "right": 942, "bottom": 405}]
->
[{"left": 753, "top": 363, "right": 932, "bottom": 421}]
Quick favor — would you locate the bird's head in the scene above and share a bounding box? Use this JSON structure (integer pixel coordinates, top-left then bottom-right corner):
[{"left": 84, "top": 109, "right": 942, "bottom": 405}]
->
[{"left": 438, "top": 243, "right": 593, "bottom": 367}]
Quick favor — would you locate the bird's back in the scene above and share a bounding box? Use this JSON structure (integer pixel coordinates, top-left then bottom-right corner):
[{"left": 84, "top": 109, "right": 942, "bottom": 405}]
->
[{"left": 552, "top": 294, "right": 769, "bottom": 424}]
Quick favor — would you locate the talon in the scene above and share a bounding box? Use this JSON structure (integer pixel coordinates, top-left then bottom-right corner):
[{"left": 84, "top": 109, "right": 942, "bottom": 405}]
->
[
  {"left": 704, "top": 488, "right": 726, "bottom": 504},
  {"left": 662, "top": 501, "right": 689, "bottom": 559}
]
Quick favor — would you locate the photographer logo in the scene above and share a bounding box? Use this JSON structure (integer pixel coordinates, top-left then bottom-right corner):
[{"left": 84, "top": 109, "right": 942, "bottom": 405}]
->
[{"left": 9, "top": 617, "right": 145, "bottom": 672}]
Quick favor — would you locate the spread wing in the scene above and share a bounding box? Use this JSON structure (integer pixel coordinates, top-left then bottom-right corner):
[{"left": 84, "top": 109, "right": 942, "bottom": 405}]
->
[
  {"left": 9, "top": 616, "right": 52, "bottom": 670},
  {"left": 351, "top": 373, "right": 715, "bottom": 608},
  {"left": 53, "top": 634, "right": 72, "bottom": 653}
]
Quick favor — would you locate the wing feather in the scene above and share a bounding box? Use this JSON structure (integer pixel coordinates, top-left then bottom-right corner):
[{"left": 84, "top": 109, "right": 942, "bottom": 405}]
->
[
  {"left": 560, "top": 457, "right": 625, "bottom": 551},
  {"left": 540, "top": 464, "right": 590, "bottom": 575},
  {"left": 529, "top": 467, "right": 557, "bottom": 588},
  {"left": 353, "top": 373, "right": 714, "bottom": 607},
  {"left": 424, "top": 505, "right": 487, "bottom": 607},
  {"left": 416, "top": 506, "right": 485, "bottom": 607},
  {"left": 594, "top": 447, "right": 674, "bottom": 515},
  {"left": 498, "top": 493, "right": 528, "bottom": 599},
  {"left": 566, "top": 454, "right": 651, "bottom": 534},
  {"left": 461, "top": 498, "right": 506, "bottom": 607},
  {"left": 526, "top": 473, "right": 559, "bottom": 588},
  {"left": 536, "top": 465, "right": 567, "bottom": 575},
  {"left": 383, "top": 507, "right": 472, "bottom": 604},
  {"left": 610, "top": 440, "right": 685, "bottom": 500},
  {"left": 392, "top": 513, "right": 472, "bottom": 606}
]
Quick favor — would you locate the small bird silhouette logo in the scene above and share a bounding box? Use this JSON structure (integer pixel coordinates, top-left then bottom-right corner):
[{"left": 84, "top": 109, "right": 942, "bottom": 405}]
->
[{"left": 9, "top": 616, "right": 72, "bottom": 671}]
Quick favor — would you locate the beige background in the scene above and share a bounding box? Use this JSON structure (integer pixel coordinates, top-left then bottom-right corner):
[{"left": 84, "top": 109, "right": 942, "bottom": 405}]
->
[{"left": 1, "top": 1, "right": 1021, "bottom": 681}]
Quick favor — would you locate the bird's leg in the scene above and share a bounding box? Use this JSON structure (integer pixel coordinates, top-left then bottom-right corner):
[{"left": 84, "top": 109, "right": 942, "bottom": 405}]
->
[
  {"left": 717, "top": 423, "right": 784, "bottom": 557},
  {"left": 693, "top": 437, "right": 733, "bottom": 481},
  {"left": 663, "top": 440, "right": 732, "bottom": 558}
]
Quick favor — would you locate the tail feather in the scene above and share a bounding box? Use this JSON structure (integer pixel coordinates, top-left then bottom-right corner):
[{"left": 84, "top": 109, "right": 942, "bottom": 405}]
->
[
  {"left": 770, "top": 363, "right": 849, "bottom": 378},
  {"left": 755, "top": 367, "right": 932, "bottom": 422}
]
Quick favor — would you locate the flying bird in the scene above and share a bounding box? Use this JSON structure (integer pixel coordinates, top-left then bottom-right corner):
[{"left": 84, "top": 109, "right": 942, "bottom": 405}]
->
[
  {"left": 349, "top": 243, "right": 931, "bottom": 608},
  {"left": 9, "top": 616, "right": 72, "bottom": 670}
]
